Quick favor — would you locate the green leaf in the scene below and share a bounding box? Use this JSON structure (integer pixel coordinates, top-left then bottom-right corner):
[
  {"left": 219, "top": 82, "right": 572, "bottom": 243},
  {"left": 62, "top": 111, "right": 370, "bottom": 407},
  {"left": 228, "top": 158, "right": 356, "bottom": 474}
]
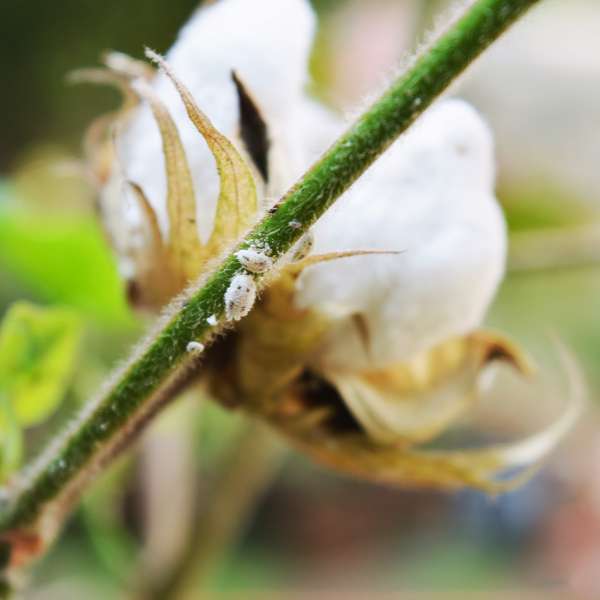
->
[
  {"left": 0, "top": 185, "right": 131, "bottom": 323},
  {"left": 0, "top": 302, "right": 82, "bottom": 428}
]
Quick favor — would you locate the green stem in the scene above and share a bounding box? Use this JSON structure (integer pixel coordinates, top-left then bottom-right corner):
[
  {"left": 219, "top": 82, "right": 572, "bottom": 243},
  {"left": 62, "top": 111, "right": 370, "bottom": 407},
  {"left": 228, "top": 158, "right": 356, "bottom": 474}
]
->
[{"left": 0, "top": 0, "right": 541, "bottom": 564}]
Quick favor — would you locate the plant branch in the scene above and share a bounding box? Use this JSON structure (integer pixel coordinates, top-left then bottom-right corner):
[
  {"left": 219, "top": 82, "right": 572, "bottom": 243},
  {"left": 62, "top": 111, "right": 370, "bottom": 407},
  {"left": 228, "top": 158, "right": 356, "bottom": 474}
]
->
[{"left": 0, "top": 0, "right": 542, "bottom": 570}]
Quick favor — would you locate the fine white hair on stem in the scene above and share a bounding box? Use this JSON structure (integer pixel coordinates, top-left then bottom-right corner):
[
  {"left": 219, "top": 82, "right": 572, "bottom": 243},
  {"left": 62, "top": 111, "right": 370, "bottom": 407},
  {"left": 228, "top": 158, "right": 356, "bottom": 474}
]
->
[{"left": 296, "top": 98, "right": 506, "bottom": 371}]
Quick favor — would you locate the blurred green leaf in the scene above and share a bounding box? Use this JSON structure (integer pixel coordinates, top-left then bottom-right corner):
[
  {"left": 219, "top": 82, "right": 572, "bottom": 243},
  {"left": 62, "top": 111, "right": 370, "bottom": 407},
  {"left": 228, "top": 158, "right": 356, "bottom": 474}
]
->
[
  {"left": 0, "top": 183, "right": 131, "bottom": 323},
  {"left": 0, "top": 301, "right": 82, "bottom": 428}
]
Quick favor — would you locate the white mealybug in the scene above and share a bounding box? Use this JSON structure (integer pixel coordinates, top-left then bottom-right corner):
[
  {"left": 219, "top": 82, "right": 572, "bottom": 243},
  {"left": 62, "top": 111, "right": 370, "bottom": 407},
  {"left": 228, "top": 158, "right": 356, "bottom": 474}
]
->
[
  {"left": 207, "top": 314, "right": 218, "bottom": 326},
  {"left": 186, "top": 341, "right": 205, "bottom": 353},
  {"left": 235, "top": 248, "right": 273, "bottom": 274},
  {"left": 224, "top": 273, "right": 257, "bottom": 321}
]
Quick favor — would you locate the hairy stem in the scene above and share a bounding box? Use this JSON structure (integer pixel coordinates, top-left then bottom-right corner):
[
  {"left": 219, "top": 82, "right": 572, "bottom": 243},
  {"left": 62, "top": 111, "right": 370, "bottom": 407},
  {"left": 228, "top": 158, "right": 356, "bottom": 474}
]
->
[{"left": 0, "top": 0, "right": 542, "bottom": 569}]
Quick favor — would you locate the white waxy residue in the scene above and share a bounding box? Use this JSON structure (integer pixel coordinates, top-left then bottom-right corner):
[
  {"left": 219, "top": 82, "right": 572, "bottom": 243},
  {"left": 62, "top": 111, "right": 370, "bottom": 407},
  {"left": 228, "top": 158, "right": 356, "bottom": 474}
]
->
[
  {"left": 224, "top": 273, "right": 257, "bottom": 321},
  {"left": 236, "top": 248, "right": 273, "bottom": 273},
  {"left": 186, "top": 341, "right": 205, "bottom": 353}
]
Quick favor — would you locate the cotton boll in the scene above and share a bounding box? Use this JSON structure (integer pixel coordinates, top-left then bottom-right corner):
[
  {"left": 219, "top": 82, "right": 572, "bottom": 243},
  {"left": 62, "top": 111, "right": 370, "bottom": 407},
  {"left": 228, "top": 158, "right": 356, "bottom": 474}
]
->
[
  {"left": 268, "top": 98, "right": 346, "bottom": 198},
  {"left": 117, "top": 0, "right": 316, "bottom": 241},
  {"left": 296, "top": 99, "right": 506, "bottom": 371},
  {"left": 288, "top": 99, "right": 346, "bottom": 174}
]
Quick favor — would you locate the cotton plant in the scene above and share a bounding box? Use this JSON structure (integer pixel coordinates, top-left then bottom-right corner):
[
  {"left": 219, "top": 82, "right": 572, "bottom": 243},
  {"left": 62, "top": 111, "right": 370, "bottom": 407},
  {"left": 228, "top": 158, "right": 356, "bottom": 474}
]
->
[
  {"left": 71, "top": 0, "right": 581, "bottom": 493},
  {"left": 0, "top": 0, "right": 582, "bottom": 582}
]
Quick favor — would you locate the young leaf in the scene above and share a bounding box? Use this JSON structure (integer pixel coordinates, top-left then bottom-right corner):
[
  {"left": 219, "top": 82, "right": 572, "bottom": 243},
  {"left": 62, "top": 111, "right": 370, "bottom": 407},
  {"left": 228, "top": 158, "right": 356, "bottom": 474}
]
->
[
  {"left": 0, "top": 199, "right": 130, "bottom": 323},
  {"left": 146, "top": 49, "right": 258, "bottom": 263},
  {"left": 0, "top": 302, "right": 82, "bottom": 427}
]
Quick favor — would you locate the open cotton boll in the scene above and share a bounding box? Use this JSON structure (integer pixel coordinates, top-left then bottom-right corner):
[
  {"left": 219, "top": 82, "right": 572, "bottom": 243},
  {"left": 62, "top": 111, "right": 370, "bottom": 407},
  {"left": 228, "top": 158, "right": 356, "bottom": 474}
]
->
[
  {"left": 284, "top": 99, "right": 346, "bottom": 181},
  {"left": 296, "top": 99, "right": 506, "bottom": 372},
  {"left": 258, "top": 97, "right": 345, "bottom": 207},
  {"left": 116, "top": 0, "right": 316, "bottom": 241}
]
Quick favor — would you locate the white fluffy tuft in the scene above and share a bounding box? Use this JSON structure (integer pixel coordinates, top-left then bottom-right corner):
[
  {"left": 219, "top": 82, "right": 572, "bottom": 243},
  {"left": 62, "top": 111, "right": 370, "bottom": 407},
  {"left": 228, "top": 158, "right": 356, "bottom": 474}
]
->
[
  {"left": 296, "top": 99, "right": 506, "bottom": 371},
  {"left": 116, "top": 0, "right": 317, "bottom": 241}
]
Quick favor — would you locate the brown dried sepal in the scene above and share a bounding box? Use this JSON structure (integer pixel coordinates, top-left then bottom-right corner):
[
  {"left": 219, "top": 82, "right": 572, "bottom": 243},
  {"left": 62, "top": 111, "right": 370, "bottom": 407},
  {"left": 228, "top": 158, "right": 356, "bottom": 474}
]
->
[
  {"left": 116, "top": 51, "right": 260, "bottom": 311},
  {"left": 79, "top": 51, "right": 262, "bottom": 311},
  {"left": 246, "top": 332, "right": 581, "bottom": 494}
]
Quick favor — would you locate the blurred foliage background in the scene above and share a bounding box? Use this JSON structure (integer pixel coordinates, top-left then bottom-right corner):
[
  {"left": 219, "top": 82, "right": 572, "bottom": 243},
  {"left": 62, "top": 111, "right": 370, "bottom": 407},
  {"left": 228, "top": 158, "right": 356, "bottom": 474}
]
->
[{"left": 1, "top": 0, "right": 600, "bottom": 598}]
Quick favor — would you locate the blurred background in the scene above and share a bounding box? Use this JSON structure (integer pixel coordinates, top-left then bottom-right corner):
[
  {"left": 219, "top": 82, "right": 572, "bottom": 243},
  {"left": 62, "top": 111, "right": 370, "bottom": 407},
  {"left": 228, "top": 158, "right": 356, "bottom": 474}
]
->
[{"left": 1, "top": 0, "right": 600, "bottom": 597}]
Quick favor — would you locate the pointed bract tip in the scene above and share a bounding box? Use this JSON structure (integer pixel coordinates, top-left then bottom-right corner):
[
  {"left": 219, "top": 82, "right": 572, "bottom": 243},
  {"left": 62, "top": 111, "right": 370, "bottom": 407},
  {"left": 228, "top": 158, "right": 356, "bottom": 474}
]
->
[{"left": 144, "top": 47, "right": 163, "bottom": 67}]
